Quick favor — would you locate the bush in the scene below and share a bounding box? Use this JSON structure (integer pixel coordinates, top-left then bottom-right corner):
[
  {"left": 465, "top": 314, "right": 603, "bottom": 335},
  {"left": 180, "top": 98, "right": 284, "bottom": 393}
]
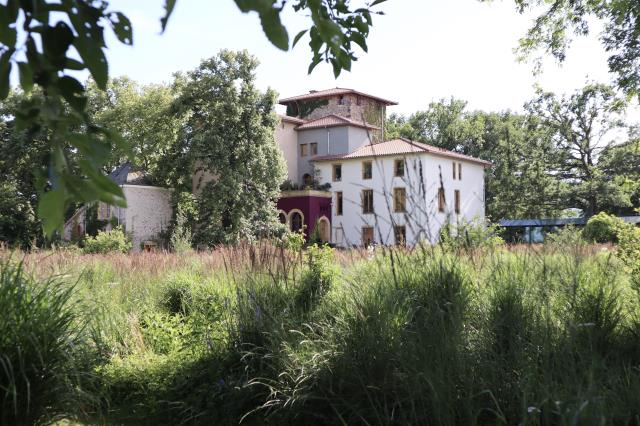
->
[
  {"left": 170, "top": 210, "right": 193, "bottom": 254},
  {"left": 295, "top": 244, "right": 338, "bottom": 312},
  {"left": 0, "top": 261, "right": 88, "bottom": 425},
  {"left": 439, "top": 218, "right": 504, "bottom": 251},
  {"left": 617, "top": 225, "right": 640, "bottom": 287},
  {"left": 280, "top": 230, "right": 305, "bottom": 252},
  {"left": 83, "top": 226, "right": 131, "bottom": 254},
  {"left": 582, "top": 212, "right": 627, "bottom": 243}
]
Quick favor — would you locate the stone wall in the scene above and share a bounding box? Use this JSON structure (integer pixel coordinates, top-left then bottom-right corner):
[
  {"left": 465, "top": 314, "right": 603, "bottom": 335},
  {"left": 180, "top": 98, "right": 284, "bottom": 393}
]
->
[
  {"left": 287, "top": 94, "right": 385, "bottom": 142},
  {"left": 122, "top": 185, "right": 173, "bottom": 251}
]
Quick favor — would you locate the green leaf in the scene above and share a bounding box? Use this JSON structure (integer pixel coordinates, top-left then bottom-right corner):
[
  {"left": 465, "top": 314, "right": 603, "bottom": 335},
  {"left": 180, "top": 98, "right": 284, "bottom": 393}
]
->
[
  {"left": 42, "top": 22, "right": 74, "bottom": 63},
  {"left": 330, "top": 58, "right": 341, "bottom": 78},
  {"left": 73, "top": 37, "right": 108, "bottom": 89},
  {"left": 0, "top": 6, "right": 17, "bottom": 46},
  {"left": 56, "top": 76, "right": 87, "bottom": 112},
  {"left": 292, "top": 29, "right": 307, "bottom": 47},
  {"left": 79, "top": 159, "right": 126, "bottom": 206},
  {"left": 98, "top": 126, "right": 132, "bottom": 157},
  {"left": 350, "top": 32, "right": 368, "bottom": 52},
  {"left": 258, "top": 8, "right": 289, "bottom": 50},
  {"left": 64, "top": 57, "right": 85, "bottom": 70},
  {"left": 161, "top": 0, "right": 177, "bottom": 32},
  {"left": 38, "top": 189, "right": 66, "bottom": 237},
  {"left": 235, "top": 0, "right": 289, "bottom": 50},
  {"left": 0, "top": 49, "right": 12, "bottom": 99},
  {"left": 370, "top": 0, "right": 387, "bottom": 6},
  {"left": 308, "top": 55, "right": 322, "bottom": 74},
  {"left": 110, "top": 12, "right": 133, "bottom": 45},
  {"left": 17, "top": 61, "right": 33, "bottom": 92}
]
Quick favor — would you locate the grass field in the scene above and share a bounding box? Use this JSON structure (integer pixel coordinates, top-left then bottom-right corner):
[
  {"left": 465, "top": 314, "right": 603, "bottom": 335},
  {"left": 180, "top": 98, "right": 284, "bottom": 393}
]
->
[{"left": 2, "top": 237, "right": 640, "bottom": 425}]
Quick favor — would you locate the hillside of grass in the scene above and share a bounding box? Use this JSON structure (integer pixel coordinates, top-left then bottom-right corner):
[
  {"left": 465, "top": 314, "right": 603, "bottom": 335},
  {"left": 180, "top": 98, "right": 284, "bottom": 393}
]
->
[{"left": 1, "top": 235, "right": 640, "bottom": 425}]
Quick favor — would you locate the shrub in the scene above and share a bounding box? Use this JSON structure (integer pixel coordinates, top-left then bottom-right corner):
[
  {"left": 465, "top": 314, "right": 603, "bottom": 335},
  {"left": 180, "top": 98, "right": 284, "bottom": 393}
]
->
[
  {"left": 295, "top": 244, "right": 338, "bottom": 312},
  {"left": 617, "top": 225, "right": 640, "bottom": 287},
  {"left": 0, "top": 261, "right": 88, "bottom": 425},
  {"left": 439, "top": 218, "right": 504, "bottom": 251},
  {"left": 545, "top": 226, "right": 587, "bottom": 252},
  {"left": 170, "top": 210, "right": 193, "bottom": 254},
  {"left": 83, "top": 226, "right": 131, "bottom": 254},
  {"left": 280, "top": 230, "right": 305, "bottom": 252},
  {"left": 582, "top": 212, "right": 627, "bottom": 243}
]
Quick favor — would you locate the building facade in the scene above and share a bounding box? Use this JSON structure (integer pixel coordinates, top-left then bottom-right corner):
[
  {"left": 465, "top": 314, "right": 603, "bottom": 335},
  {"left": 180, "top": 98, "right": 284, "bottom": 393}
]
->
[
  {"left": 274, "top": 88, "right": 491, "bottom": 247},
  {"left": 63, "top": 163, "right": 173, "bottom": 251},
  {"left": 65, "top": 87, "right": 491, "bottom": 250}
]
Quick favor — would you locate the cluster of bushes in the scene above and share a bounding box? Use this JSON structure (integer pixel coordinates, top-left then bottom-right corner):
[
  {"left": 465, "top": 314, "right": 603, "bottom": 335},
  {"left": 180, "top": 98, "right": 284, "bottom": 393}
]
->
[
  {"left": 582, "top": 212, "right": 640, "bottom": 282},
  {"left": 2, "top": 236, "right": 640, "bottom": 424},
  {"left": 582, "top": 212, "right": 630, "bottom": 243},
  {"left": 439, "top": 218, "right": 504, "bottom": 251},
  {"left": 82, "top": 226, "right": 132, "bottom": 254}
]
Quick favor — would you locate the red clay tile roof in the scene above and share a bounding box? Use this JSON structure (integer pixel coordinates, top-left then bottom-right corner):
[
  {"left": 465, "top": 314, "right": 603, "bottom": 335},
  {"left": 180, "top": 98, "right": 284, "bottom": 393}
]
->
[
  {"left": 279, "top": 88, "right": 397, "bottom": 105},
  {"left": 295, "top": 114, "right": 381, "bottom": 131},
  {"left": 279, "top": 114, "right": 306, "bottom": 125},
  {"left": 311, "top": 138, "right": 492, "bottom": 166}
]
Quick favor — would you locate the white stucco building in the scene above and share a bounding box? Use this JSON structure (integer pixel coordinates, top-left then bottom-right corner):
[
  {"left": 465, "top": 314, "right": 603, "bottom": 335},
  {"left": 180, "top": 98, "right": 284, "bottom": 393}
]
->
[
  {"left": 275, "top": 88, "right": 491, "bottom": 247},
  {"left": 313, "top": 138, "right": 489, "bottom": 246},
  {"left": 64, "top": 163, "right": 173, "bottom": 251}
]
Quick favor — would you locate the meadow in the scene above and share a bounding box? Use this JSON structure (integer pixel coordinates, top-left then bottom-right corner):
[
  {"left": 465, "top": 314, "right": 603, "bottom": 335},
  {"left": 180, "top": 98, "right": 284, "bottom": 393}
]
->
[{"left": 2, "top": 235, "right": 640, "bottom": 425}]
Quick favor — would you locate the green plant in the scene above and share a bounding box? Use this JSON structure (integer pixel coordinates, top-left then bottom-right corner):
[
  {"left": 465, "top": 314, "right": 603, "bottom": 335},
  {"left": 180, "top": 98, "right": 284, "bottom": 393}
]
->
[
  {"left": 546, "top": 225, "right": 585, "bottom": 247},
  {"left": 169, "top": 210, "right": 192, "bottom": 254},
  {"left": 281, "top": 230, "right": 305, "bottom": 252},
  {"left": 582, "top": 212, "right": 627, "bottom": 243},
  {"left": 83, "top": 226, "right": 131, "bottom": 254},
  {"left": 0, "top": 261, "right": 89, "bottom": 425},
  {"left": 439, "top": 218, "right": 504, "bottom": 251},
  {"left": 295, "top": 244, "right": 338, "bottom": 312},
  {"left": 617, "top": 225, "right": 640, "bottom": 287}
]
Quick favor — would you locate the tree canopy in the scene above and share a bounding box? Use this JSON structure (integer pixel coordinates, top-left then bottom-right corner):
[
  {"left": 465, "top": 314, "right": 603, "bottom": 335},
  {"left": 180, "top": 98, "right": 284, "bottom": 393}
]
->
[
  {"left": 387, "top": 85, "right": 638, "bottom": 220},
  {"left": 0, "top": 0, "right": 386, "bottom": 236},
  {"left": 507, "top": 0, "right": 640, "bottom": 99},
  {"left": 170, "top": 50, "right": 287, "bottom": 245}
]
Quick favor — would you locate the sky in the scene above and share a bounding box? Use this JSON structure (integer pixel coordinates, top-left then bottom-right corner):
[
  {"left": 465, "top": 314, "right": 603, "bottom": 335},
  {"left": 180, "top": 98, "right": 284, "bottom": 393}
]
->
[{"left": 103, "top": 0, "right": 625, "bottom": 118}]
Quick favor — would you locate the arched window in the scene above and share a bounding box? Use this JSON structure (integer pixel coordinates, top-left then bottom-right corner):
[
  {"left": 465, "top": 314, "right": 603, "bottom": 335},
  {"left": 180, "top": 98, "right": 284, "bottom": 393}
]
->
[
  {"left": 302, "top": 173, "right": 313, "bottom": 187},
  {"left": 278, "top": 211, "right": 287, "bottom": 224},
  {"left": 290, "top": 212, "right": 303, "bottom": 233}
]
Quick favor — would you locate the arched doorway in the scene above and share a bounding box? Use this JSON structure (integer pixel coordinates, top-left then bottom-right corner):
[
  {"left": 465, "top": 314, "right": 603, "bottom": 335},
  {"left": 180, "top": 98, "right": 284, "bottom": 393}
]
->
[
  {"left": 278, "top": 211, "right": 287, "bottom": 225},
  {"left": 289, "top": 210, "right": 304, "bottom": 233},
  {"left": 318, "top": 217, "right": 330, "bottom": 243}
]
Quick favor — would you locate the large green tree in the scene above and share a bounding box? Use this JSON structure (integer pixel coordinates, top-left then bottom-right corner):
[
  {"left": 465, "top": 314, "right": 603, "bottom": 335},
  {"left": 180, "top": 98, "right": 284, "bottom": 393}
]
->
[
  {"left": 598, "top": 137, "right": 640, "bottom": 214},
  {"left": 526, "top": 84, "right": 630, "bottom": 215},
  {"left": 386, "top": 99, "right": 565, "bottom": 220},
  {"left": 505, "top": 0, "right": 640, "bottom": 99},
  {"left": 171, "top": 50, "right": 286, "bottom": 245},
  {"left": 86, "top": 77, "right": 182, "bottom": 184},
  {"left": 0, "top": 0, "right": 385, "bottom": 236}
]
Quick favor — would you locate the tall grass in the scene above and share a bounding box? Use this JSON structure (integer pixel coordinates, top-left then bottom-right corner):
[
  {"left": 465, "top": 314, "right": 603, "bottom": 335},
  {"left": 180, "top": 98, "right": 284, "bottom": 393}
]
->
[
  {"left": 0, "top": 260, "right": 94, "bottom": 425},
  {"left": 1, "top": 240, "right": 640, "bottom": 424}
]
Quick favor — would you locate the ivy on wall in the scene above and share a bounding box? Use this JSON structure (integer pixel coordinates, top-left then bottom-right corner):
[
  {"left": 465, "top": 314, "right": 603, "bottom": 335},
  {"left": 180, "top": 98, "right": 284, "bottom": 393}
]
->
[
  {"left": 362, "top": 103, "right": 383, "bottom": 127},
  {"left": 287, "top": 99, "right": 330, "bottom": 118},
  {"left": 362, "top": 103, "right": 384, "bottom": 143}
]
